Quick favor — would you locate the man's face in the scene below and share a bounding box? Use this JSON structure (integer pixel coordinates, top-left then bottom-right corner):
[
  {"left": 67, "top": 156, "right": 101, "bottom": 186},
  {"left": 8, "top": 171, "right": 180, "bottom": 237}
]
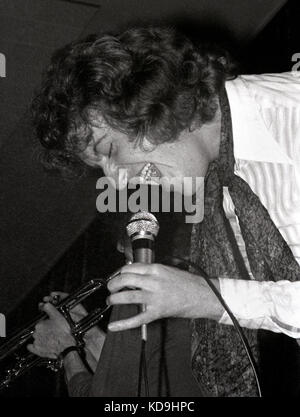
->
[{"left": 81, "top": 123, "right": 209, "bottom": 196}]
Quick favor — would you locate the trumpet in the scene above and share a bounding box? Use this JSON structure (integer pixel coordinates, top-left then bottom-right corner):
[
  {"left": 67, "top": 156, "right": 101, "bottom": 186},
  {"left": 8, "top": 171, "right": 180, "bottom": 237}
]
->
[{"left": 0, "top": 278, "right": 111, "bottom": 391}]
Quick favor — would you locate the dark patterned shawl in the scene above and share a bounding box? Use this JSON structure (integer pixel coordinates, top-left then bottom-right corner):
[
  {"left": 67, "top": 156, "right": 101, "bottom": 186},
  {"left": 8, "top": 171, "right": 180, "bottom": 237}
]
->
[{"left": 189, "top": 88, "right": 300, "bottom": 397}]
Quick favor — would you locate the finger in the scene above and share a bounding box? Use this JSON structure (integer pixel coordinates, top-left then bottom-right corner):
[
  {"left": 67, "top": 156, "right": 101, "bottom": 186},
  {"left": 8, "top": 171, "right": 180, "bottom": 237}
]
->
[
  {"left": 69, "top": 311, "right": 84, "bottom": 323},
  {"left": 108, "top": 311, "right": 151, "bottom": 332},
  {"left": 34, "top": 320, "right": 48, "bottom": 337},
  {"left": 42, "top": 295, "right": 60, "bottom": 304},
  {"left": 40, "top": 302, "right": 65, "bottom": 321},
  {"left": 108, "top": 268, "right": 122, "bottom": 280},
  {"left": 70, "top": 303, "right": 88, "bottom": 316},
  {"left": 50, "top": 291, "right": 68, "bottom": 299},
  {"left": 120, "top": 263, "right": 153, "bottom": 276},
  {"left": 107, "top": 273, "right": 151, "bottom": 293},
  {"left": 116, "top": 239, "right": 125, "bottom": 254},
  {"left": 27, "top": 343, "right": 40, "bottom": 356},
  {"left": 42, "top": 292, "right": 68, "bottom": 304},
  {"left": 107, "top": 290, "right": 147, "bottom": 306},
  {"left": 27, "top": 344, "right": 57, "bottom": 359},
  {"left": 69, "top": 308, "right": 88, "bottom": 323}
]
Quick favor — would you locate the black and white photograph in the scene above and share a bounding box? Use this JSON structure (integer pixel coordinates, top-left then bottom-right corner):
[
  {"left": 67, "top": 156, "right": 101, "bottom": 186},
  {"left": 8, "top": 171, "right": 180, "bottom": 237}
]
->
[{"left": 0, "top": 0, "right": 300, "bottom": 401}]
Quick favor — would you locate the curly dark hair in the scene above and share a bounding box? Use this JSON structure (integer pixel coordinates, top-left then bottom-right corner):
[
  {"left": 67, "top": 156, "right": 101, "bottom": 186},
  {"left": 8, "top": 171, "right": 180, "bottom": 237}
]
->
[{"left": 31, "top": 26, "right": 237, "bottom": 176}]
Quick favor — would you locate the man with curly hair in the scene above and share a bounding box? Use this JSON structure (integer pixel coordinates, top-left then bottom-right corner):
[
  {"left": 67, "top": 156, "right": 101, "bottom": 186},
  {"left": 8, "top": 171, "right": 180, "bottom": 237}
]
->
[{"left": 29, "top": 27, "right": 300, "bottom": 397}]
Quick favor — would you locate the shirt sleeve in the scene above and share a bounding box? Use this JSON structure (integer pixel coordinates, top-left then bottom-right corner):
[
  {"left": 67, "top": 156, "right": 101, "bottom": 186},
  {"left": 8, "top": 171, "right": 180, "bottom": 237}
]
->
[
  {"left": 218, "top": 278, "right": 300, "bottom": 338},
  {"left": 67, "top": 371, "right": 93, "bottom": 397}
]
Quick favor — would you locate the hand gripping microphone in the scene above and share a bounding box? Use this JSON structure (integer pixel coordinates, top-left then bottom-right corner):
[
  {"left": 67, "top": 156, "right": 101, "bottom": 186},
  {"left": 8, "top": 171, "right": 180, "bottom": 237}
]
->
[{"left": 126, "top": 211, "right": 160, "bottom": 341}]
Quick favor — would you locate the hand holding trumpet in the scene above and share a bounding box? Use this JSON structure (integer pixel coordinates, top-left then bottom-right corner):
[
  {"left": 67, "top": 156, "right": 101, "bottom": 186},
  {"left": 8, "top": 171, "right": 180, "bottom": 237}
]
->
[{"left": 27, "top": 292, "right": 106, "bottom": 373}]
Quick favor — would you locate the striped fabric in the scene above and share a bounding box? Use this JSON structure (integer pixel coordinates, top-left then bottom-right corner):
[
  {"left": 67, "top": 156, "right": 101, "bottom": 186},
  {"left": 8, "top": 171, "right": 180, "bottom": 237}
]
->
[{"left": 219, "top": 72, "right": 300, "bottom": 336}]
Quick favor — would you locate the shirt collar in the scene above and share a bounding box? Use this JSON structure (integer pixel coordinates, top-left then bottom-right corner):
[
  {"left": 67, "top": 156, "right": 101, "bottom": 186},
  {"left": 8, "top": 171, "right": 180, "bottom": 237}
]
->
[{"left": 225, "top": 78, "right": 293, "bottom": 165}]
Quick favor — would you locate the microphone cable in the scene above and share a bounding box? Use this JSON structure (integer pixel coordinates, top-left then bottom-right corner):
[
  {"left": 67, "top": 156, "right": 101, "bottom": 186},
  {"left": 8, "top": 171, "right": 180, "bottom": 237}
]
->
[{"left": 164, "top": 255, "right": 262, "bottom": 398}]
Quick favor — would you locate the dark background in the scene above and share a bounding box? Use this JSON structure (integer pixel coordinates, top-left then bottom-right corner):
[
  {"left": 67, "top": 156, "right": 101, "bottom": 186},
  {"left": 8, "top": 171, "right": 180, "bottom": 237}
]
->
[{"left": 1, "top": 0, "right": 300, "bottom": 397}]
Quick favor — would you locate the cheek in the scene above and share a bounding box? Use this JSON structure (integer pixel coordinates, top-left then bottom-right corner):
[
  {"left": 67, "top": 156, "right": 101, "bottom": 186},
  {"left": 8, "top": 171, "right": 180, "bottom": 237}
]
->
[
  {"left": 168, "top": 159, "right": 202, "bottom": 181},
  {"left": 113, "top": 141, "right": 141, "bottom": 165},
  {"left": 161, "top": 177, "right": 200, "bottom": 196}
]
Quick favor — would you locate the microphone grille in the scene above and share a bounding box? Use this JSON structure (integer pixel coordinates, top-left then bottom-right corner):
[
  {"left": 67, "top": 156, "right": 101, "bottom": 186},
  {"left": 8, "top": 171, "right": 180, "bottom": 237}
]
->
[{"left": 126, "top": 211, "right": 160, "bottom": 238}]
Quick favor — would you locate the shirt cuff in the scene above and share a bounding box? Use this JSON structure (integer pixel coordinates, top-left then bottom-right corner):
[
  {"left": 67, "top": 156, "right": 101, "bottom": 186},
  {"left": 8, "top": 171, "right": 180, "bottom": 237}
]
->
[
  {"left": 218, "top": 278, "right": 300, "bottom": 339},
  {"left": 68, "top": 371, "right": 92, "bottom": 397}
]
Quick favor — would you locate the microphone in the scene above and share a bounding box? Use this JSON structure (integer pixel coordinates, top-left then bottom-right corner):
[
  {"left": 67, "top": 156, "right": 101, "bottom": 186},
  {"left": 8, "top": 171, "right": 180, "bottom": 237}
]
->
[
  {"left": 126, "top": 211, "right": 160, "bottom": 340},
  {"left": 126, "top": 211, "right": 160, "bottom": 263}
]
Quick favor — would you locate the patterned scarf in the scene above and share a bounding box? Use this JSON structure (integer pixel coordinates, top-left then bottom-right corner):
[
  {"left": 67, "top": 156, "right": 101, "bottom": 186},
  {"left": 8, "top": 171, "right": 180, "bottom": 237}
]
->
[{"left": 189, "top": 87, "right": 300, "bottom": 397}]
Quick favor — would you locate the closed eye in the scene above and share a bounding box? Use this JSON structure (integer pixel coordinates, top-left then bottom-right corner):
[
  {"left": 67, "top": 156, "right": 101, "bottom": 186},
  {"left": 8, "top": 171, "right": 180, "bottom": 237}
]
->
[{"left": 109, "top": 143, "right": 113, "bottom": 159}]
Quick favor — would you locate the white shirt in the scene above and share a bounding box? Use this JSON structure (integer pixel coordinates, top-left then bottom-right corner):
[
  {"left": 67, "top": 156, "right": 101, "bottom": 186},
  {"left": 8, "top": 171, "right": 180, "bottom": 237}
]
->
[{"left": 219, "top": 72, "right": 300, "bottom": 338}]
